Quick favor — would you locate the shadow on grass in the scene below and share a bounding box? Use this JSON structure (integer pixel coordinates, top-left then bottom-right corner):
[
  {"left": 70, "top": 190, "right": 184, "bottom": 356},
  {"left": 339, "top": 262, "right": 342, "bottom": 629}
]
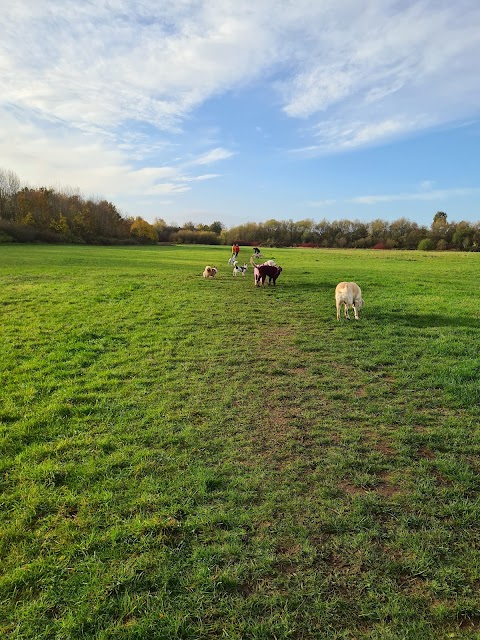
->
[
  {"left": 377, "top": 311, "right": 479, "bottom": 329},
  {"left": 282, "top": 281, "right": 335, "bottom": 290}
]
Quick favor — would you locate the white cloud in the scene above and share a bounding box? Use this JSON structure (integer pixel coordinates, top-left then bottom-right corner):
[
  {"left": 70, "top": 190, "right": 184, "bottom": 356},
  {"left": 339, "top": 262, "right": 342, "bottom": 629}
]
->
[
  {"left": 1, "top": 0, "right": 480, "bottom": 212},
  {"left": 304, "top": 186, "right": 480, "bottom": 211},
  {"left": 0, "top": 110, "right": 211, "bottom": 200},
  {"left": 1, "top": 1, "right": 279, "bottom": 133},
  {"left": 292, "top": 116, "right": 428, "bottom": 154},
  {"left": 188, "top": 148, "right": 236, "bottom": 165},
  {"left": 190, "top": 174, "right": 222, "bottom": 181},
  {"left": 281, "top": 1, "right": 480, "bottom": 151},
  {"left": 5, "top": 0, "right": 477, "bottom": 145},
  {"left": 350, "top": 188, "right": 480, "bottom": 205},
  {"left": 146, "top": 182, "right": 191, "bottom": 195}
]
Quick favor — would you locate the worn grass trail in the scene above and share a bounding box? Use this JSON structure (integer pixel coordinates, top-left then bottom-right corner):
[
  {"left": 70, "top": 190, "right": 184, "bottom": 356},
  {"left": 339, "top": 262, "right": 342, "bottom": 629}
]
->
[{"left": 1, "top": 245, "right": 480, "bottom": 639}]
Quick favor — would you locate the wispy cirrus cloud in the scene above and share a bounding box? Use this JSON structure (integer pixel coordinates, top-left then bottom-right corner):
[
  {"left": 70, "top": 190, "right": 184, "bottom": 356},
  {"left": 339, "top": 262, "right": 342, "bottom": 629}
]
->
[
  {"left": 0, "top": 108, "right": 225, "bottom": 198},
  {"left": 189, "top": 174, "right": 222, "bottom": 181},
  {"left": 306, "top": 186, "right": 480, "bottom": 210},
  {"left": 1, "top": 0, "right": 480, "bottom": 220},
  {"left": 146, "top": 182, "right": 191, "bottom": 195},
  {"left": 1, "top": 1, "right": 279, "bottom": 134},
  {"left": 281, "top": 1, "right": 480, "bottom": 151},
  {"left": 293, "top": 116, "right": 429, "bottom": 155},
  {"left": 4, "top": 1, "right": 479, "bottom": 148},
  {"left": 351, "top": 187, "right": 480, "bottom": 205},
  {"left": 188, "top": 148, "right": 236, "bottom": 165}
]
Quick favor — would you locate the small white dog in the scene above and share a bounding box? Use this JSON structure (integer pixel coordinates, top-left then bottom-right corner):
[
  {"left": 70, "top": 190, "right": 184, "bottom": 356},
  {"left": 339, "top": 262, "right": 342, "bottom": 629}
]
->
[
  {"left": 203, "top": 266, "right": 218, "bottom": 278},
  {"left": 335, "top": 282, "right": 364, "bottom": 320},
  {"left": 228, "top": 256, "right": 236, "bottom": 265},
  {"left": 233, "top": 261, "right": 248, "bottom": 276}
]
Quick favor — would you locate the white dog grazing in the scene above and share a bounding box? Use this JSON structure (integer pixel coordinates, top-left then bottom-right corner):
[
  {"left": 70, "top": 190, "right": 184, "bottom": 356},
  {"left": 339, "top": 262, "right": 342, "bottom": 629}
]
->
[
  {"left": 203, "top": 266, "right": 218, "bottom": 278},
  {"left": 228, "top": 256, "right": 236, "bottom": 265},
  {"left": 233, "top": 261, "right": 248, "bottom": 276},
  {"left": 335, "top": 282, "right": 364, "bottom": 320}
]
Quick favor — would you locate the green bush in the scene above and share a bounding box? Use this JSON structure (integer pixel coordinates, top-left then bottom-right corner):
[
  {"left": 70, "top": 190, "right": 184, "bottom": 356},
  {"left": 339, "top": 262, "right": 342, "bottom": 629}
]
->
[
  {"left": 0, "top": 230, "right": 14, "bottom": 243},
  {"left": 171, "top": 229, "right": 220, "bottom": 244},
  {"left": 418, "top": 237, "right": 433, "bottom": 251}
]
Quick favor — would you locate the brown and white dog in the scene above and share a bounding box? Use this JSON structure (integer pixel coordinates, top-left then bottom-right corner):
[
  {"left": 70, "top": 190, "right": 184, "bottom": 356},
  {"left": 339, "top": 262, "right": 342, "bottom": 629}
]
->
[
  {"left": 203, "top": 266, "right": 218, "bottom": 278},
  {"left": 250, "top": 257, "right": 283, "bottom": 287},
  {"left": 335, "top": 281, "right": 364, "bottom": 320}
]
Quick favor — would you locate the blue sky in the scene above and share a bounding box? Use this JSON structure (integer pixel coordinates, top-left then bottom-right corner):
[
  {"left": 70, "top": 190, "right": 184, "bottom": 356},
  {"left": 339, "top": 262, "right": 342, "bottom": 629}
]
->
[{"left": 2, "top": 0, "right": 480, "bottom": 228}]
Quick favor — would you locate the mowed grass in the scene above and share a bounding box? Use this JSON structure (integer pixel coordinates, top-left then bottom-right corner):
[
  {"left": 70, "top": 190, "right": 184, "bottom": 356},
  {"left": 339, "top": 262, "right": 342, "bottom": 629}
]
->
[{"left": 1, "top": 244, "right": 480, "bottom": 640}]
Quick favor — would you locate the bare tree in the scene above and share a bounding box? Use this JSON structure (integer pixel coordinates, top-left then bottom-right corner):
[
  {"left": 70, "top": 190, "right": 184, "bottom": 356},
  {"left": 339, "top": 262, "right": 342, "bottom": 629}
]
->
[{"left": 0, "top": 168, "right": 21, "bottom": 220}]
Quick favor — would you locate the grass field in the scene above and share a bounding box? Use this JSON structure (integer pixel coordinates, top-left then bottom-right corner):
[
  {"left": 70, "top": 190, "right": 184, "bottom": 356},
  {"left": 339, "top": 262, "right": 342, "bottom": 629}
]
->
[{"left": 1, "top": 244, "right": 480, "bottom": 639}]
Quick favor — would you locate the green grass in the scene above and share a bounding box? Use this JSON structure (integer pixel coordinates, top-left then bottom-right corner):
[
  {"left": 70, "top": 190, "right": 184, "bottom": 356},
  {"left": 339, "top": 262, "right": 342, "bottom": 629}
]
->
[{"left": 1, "top": 244, "right": 480, "bottom": 639}]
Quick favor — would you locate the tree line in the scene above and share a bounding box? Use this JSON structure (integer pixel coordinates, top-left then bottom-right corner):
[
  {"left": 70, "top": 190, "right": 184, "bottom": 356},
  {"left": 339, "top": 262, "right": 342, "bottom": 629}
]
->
[
  {"left": 1, "top": 168, "right": 479, "bottom": 250},
  {"left": 223, "top": 211, "right": 480, "bottom": 251}
]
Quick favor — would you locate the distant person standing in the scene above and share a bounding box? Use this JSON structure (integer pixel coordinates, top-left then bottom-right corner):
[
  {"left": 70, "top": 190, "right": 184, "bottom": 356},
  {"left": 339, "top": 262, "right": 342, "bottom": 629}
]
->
[{"left": 232, "top": 243, "right": 240, "bottom": 259}]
